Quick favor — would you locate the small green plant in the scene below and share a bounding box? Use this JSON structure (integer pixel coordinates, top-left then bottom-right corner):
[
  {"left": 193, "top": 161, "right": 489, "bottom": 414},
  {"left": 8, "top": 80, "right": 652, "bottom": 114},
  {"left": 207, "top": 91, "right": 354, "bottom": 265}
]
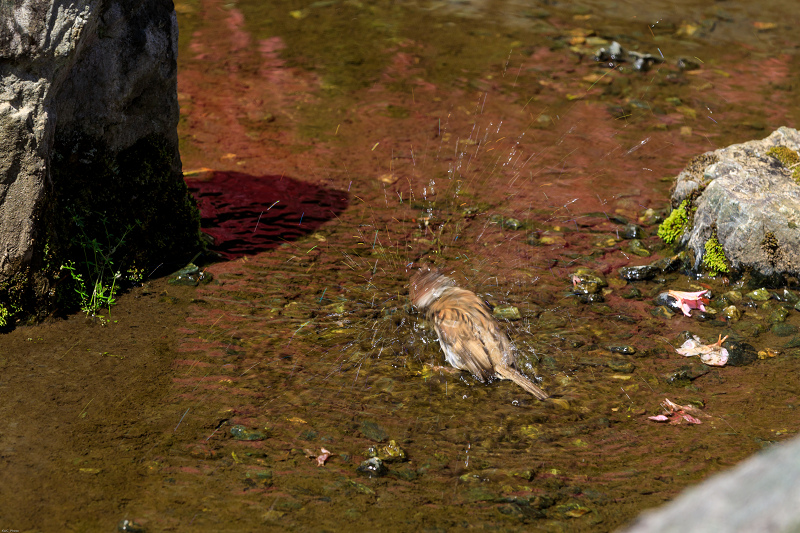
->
[
  {"left": 702, "top": 232, "right": 729, "bottom": 274},
  {"left": 658, "top": 200, "right": 689, "bottom": 245},
  {"left": 61, "top": 213, "right": 139, "bottom": 317},
  {"left": 0, "top": 305, "right": 9, "bottom": 327},
  {"left": 767, "top": 146, "right": 800, "bottom": 182}
]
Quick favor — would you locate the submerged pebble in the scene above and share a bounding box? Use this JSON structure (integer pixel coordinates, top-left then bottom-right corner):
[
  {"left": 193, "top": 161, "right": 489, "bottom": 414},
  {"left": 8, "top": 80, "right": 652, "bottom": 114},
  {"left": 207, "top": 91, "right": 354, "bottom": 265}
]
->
[
  {"left": 746, "top": 288, "right": 771, "bottom": 301},
  {"left": 493, "top": 305, "right": 522, "bottom": 320},
  {"left": 725, "top": 340, "right": 758, "bottom": 366},
  {"left": 168, "top": 263, "right": 212, "bottom": 286},
  {"left": 367, "top": 440, "right": 407, "bottom": 463},
  {"left": 627, "top": 239, "right": 651, "bottom": 257},
  {"left": 608, "top": 345, "right": 636, "bottom": 355},
  {"left": 620, "top": 264, "right": 656, "bottom": 281},
  {"left": 622, "top": 224, "right": 644, "bottom": 239},
  {"left": 770, "top": 307, "right": 789, "bottom": 323},
  {"left": 571, "top": 268, "right": 608, "bottom": 295},
  {"left": 722, "top": 305, "right": 741, "bottom": 322},
  {"left": 357, "top": 457, "right": 388, "bottom": 478},
  {"left": 664, "top": 361, "right": 710, "bottom": 382},
  {"left": 772, "top": 323, "right": 798, "bottom": 337},
  {"left": 230, "top": 425, "right": 267, "bottom": 441}
]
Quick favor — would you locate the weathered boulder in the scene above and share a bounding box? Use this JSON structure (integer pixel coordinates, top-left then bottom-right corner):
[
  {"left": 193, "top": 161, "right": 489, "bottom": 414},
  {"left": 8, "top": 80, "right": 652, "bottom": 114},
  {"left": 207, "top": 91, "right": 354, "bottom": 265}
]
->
[
  {"left": 619, "top": 434, "right": 800, "bottom": 533},
  {"left": 664, "top": 127, "right": 800, "bottom": 278},
  {"left": 0, "top": 0, "right": 199, "bottom": 322}
]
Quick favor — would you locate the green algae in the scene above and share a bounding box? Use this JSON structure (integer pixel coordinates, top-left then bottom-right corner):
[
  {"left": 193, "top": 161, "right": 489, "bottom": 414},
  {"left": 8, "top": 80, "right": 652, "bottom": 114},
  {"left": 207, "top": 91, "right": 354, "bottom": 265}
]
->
[
  {"left": 702, "top": 231, "right": 729, "bottom": 274},
  {"left": 657, "top": 200, "right": 689, "bottom": 245}
]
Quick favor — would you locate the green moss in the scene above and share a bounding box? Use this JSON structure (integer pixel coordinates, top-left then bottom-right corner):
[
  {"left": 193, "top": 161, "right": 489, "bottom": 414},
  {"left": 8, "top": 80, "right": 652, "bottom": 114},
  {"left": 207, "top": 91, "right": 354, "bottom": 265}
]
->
[
  {"left": 657, "top": 200, "right": 689, "bottom": 245},
  {"left": 702, "top": 232, "right": 729, "bottom": 274},
  {"left": 766, "top": 146, "right": 800, "bottom": 182}
]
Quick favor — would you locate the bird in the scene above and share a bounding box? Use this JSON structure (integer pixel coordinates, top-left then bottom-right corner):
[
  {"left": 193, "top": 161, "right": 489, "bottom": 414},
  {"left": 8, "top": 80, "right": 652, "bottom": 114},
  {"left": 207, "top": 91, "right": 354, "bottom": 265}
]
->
[{"left": 409, "top": 266, "right": 549, "bottom": 400}]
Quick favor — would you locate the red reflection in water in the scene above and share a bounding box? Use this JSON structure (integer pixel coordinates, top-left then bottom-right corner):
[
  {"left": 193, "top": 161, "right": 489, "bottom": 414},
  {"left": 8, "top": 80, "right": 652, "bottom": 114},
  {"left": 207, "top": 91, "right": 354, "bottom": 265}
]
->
[{"left": 186, "top": 171, "right": 348, "bottom": 259}]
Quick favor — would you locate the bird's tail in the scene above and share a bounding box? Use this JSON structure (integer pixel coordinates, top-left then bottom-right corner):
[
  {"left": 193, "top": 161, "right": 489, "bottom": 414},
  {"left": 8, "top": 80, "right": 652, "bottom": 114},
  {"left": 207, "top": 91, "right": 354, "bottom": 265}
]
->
[{"left": 495, "top": 365, "right": 549, "bottom": 400}]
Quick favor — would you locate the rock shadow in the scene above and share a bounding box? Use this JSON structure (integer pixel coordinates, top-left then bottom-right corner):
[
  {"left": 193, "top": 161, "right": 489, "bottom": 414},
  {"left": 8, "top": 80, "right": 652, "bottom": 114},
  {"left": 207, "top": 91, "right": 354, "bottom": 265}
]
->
[{"left": 186, "top": 171, "right": 348, "bottom": 260}]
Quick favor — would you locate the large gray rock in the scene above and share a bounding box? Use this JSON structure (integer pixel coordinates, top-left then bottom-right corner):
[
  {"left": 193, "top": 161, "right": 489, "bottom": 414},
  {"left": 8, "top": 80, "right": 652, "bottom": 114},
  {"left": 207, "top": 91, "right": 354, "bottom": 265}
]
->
[
  {"left": 0, "top": 0, "right": 199, "bottom": 320},
  {"left": 670, "top": 127, "right": 800, "bottom": 277},
  {"left": 619, "top": 434, "right": 800, "bottom": 533}
]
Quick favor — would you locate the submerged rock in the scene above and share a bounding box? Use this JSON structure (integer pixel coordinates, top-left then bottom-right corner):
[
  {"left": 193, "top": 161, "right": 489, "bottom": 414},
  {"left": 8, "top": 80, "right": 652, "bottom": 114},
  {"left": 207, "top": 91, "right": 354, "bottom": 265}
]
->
[
  {"left": 669, "top": 127, "right": 800, "bottom": 278},
  {"left": 357, "top": 457, "right": 388, "bottom": 478}
]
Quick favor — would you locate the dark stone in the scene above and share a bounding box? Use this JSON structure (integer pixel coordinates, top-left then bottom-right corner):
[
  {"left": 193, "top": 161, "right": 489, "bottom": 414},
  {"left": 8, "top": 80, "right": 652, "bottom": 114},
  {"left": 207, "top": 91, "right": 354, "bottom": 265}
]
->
[
  {"left": 620, "top": 265, "right": 656, "bottom": 281},
  {"left": 622, "top": 224, "right": 644, "bottom": 239},
  {"left": 359, "top": 420, "right": 388, "bottom": 442},
  {"left": 772, "top": 323, "right": 798, "bottom": 337},
  {"left": 608, "top": 345, "right": 637, "bottom": 355},
  {"left": 664, "top": 362, "right": 710, "bottom": 382},
  {"left": 357, "top": 457, "right": 388, "bottom": 478},
  {"left": 725, "top": 340, "right": 758, "bottom": 366}
]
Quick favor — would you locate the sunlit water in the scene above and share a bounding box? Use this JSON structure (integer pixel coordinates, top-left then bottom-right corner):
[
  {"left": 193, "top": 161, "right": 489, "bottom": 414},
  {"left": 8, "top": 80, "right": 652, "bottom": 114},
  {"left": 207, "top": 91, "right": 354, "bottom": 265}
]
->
[{"left": 125, "top": 0, "right": 800, "bottom": 530}]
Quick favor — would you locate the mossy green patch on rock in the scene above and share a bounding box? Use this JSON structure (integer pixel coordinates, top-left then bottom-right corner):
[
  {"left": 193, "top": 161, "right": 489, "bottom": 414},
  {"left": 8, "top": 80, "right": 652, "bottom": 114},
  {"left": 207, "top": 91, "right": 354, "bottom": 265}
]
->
[
  {"left": 702, "top": 231, "right": 729, "bottom": 274},
  {"left": 766, "top": 145, "right": 800, "bottom": 182},
  {"left": 657, "top": 200, "right": 689, "bottom": 245}
]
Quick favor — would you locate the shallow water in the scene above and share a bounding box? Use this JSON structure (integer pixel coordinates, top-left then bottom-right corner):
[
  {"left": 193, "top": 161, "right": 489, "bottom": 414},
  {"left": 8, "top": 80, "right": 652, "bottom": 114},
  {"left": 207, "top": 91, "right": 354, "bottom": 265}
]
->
[{"left": 3, "top": 0, "right": 800, "bottom": 531}]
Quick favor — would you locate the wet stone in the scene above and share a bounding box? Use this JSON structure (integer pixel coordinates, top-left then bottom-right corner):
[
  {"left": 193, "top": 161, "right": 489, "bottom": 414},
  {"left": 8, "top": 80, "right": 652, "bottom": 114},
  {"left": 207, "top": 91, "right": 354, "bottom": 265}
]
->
[
  {"left": 570, "top": 268, "right": 608, "bottom": 294},
  {"left": 794, "top": 300, "right": 800, "bottom": 313},
  {"left": 651, "top": 306, "right": 675, "bottom": 319},
  {"left": 367, "top": 440, "right": 407, "bottom": 463},
  {"left": 769, "top": 307, "right": 790, "bottom": 323},
  {"left": 607, "top": 360, "right": 635, "bottom": 373},
  {"left": 493, "top": 305, "right": 522, "bottom": 321},
  {"left": 622, "top": 287, "right": 642, "bottom": 299},
  {"left": 651, "top": 255, "right": 682, "bottom": 273},
  {"left": 608, "top": 345, "right": 636, "bottom": 355},
  {"left": 720, "top": 290, "right": 743, "bottom": 305},
  {"left": 578, "top": 293, "right": 605, "bottom": 304},
  {"left": 168, "top": 263, "right": 212, "bottom": 286},
  {"left": 230, "top": 425, "right": 267, "bottom": 441},
  {"left": 357, "top": 457, "right": 388, "bottom": 478},
  {"left": 118, "top": 519, "right": 146, "bottom": 533},
  {"left": 774, "top": 288, "right": 799, "bottom": 303},
  {"left": 626, "top": 239, "right": 651, "bottom": 257},
  {"left": 665, "top": 361, "right": 710, "bottom": 382},
  {"left": 783, "top": 337, "right": 800, "bottom": 349},
  {"left": 772, "top": 323, "right": 798, "bottom": 337},
  {"left": 654, "top": 292, "right": 682, "bottom": 314},
  {"left": 622, "top": 224, "right": 644, "bottom": 239},
  {"left": 359, "top": 420, "right": 388, "bottom": 442},
  {"left": 620, "top": 264, "right": 656, "bottom": 281},
  {"left": 746, "top": 288, "right": 771, "bottom": 301},
  {"left": 722, "top": 305, "right": 741, "bottom": 322},
  {"left": 726, "top": 340, "right": 758, "bottom": 366}
]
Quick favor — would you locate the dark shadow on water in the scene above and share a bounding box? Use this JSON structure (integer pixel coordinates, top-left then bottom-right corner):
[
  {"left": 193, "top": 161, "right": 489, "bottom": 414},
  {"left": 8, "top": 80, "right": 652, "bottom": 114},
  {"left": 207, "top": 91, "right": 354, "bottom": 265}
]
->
[{"left": 186, "top": 171, "right": 348, "bottom": 260}]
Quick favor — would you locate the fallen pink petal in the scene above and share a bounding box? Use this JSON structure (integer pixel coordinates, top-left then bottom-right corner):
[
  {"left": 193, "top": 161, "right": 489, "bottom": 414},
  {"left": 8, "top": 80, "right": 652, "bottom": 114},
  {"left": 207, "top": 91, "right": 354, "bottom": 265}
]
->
[
  {"left": 675, "top": 334, "right": 729, "bottom": 366},
  {"left": 668, "top": 290, "right": 710, "bottom": 317},
  {"left": 648, "top": 398, "right": 705, "bottom": 425},
  {"left": 316, "top": 448, "right": 331, "bottom": 467}
]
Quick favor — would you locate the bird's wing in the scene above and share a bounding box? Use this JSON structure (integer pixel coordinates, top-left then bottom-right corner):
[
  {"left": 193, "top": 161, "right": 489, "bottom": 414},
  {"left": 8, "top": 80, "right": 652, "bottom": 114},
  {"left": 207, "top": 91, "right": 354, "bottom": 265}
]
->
[{"left": 431, "top": 290, "right": 500, "bottom": 380}]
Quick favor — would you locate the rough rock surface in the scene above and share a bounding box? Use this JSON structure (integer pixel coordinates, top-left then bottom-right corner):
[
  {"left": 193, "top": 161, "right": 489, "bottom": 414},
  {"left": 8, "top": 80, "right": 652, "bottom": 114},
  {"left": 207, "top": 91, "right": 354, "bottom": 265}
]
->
[
  {"left": 620, "top": 434, "right": 800, "bottom": 533},
  {"left": 0, "top": 0, "right": 199, "bottom": 318},
  {"left": 671, "top": 127, "right": 800, "bottom": 277}
]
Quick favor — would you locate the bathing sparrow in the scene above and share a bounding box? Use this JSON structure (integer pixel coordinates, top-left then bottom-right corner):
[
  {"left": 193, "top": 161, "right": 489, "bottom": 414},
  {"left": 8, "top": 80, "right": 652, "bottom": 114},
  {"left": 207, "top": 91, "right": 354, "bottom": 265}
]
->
[{"left": 409, "top": 267, "right": 548, "bottom": 400}]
